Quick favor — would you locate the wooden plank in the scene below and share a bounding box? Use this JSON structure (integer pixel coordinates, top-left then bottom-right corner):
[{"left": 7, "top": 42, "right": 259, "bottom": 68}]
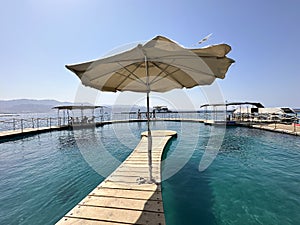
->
[
  {"left": 99, "top": 181, "right": 162, "bottom": 192},
  {"left": 79, "top": 196, "right": 164, "bottom": 212},
  {"left": 89, "top": 186, "right": 162, "bottom": 201},
  {"left": 110, "top": 171, "right": 160, "bottom": 179},
  {"left": 115, "top": 167, "right": 159, "bottom": 173},
  {"left": 62, "top": 205, "right": 164, "bottom": 225},
  {"left": 107, "top": 176, "right": 161, "bottom": 184},
  {"left": 57, "top": 217, "right": 131, "bottom": 225}
]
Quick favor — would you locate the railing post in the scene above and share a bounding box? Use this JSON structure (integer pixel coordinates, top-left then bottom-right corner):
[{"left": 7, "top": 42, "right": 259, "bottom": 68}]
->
[
  {"left": 32, "top": 118, "right": 34, "bottom": 128},
  {"left": 21, "top": 119, "right": 24, "bottom": 132},
  {"left": 50, "top": 118, "right": 52, "bottom": 128},
  {"left": 13, "top": 118, "right": 16, "bottom": 130},
  {"left": 37, "top": 118, "right": 39, "bottom": 130}
]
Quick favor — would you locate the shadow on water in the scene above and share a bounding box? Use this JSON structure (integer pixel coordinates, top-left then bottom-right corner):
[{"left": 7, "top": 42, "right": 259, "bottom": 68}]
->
[{"left": 161, "top": 138, "right": 217, "bottom": 225}]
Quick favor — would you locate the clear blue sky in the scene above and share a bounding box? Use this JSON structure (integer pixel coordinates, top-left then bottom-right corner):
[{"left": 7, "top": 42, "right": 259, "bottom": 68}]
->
[{"left": 1, "top": 0, "right": 300, "bottom": 108}]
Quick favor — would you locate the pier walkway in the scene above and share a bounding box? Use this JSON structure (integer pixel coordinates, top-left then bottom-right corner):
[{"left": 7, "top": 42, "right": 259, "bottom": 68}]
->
[
  {"left": 56, "top": 130, "right": 177, "bottom": 225},
  {"left": 0, "top": 119, "right": 199, "bottom": 141},
  {"left": 0, "top": 126, "right": 65, "bottom": 140},
  {"left": 202, "top": 120, "right": 300, "bottom": 136},
  {"left": 249, "top": 123, "right": 300, "bottom": 135},
  {"left": 1, "top": 118, "right": 299, "bottom": 142}
]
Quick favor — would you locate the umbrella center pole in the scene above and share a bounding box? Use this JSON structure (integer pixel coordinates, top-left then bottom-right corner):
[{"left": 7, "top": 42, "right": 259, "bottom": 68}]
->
[
  {"left": 145, "top": 55, "right": 154, "bottom": 183},
  {"left": 147, "top": 90, "right": 153, "bottom": 183}
]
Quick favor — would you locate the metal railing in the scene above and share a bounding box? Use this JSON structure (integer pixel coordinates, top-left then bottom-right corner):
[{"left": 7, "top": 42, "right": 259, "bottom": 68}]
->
[
  {"left": 1, "top": 112, "right": 299, "bottom": 133},
  {"left": 111, "top": 112, "right": 203, "bottom": 121},
  {"left": 0, "top": 113, "right": 115, "bottom": 133},
  {"left": 0, "top": 117, "right": 62, "bottom": 132},
  {"left": 0, "top": 112, "right": 203, "bottom": 133}
]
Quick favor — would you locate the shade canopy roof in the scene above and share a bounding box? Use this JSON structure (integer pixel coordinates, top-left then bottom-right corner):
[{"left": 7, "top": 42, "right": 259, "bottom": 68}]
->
[
  {"left": 200, "top": 102, "right": 265, "bottom": 108},
  {"left": 233, "top": 107, "right": 296, "bottom": 115},
  {"left": 52, "top": 105, "right": 103, "bottom": 110},
  {"left": 66, "top": 36, "right": 234, "bottom": 93}
]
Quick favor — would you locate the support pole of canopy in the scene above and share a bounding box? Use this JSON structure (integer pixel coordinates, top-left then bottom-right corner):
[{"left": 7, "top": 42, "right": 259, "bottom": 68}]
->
[
  {"left": 145, "top": 55, "right": 153, "bottom": 183},
  {"left": 92, "top": 108, "right": 95, "bottom": 123},
  {"left": 57, "top": 109, "right": 60, "bottom": 126},
  {"left": 100, "top": 107, "right": 103, "bottom": 122},
  {"left": 214, "top": 106, "right": 216, "bottom": 121},
  {"left": 240, "top": 105, "right": 242, "bottom": 122},
  {"left": 225, "top": 103, "right": 228, "bottom": 121},
  {"left": 294, "top": 114, "right": 297, "bottom": 133},
  {"left": 67, "top": 109, "right": 70, "bottom": 126}
]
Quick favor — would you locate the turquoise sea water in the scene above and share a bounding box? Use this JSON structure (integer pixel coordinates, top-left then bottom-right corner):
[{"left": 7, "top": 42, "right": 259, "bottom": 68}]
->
[{"left": 0, "top": 122, "right": 300, "bottom": 224}]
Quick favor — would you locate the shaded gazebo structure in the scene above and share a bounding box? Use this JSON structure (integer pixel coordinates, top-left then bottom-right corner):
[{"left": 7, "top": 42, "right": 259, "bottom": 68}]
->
[
  {"left": 52, "top": 105, "right": 104, "bottom": 126},
  {"left": 200, "top": 102, "right": 264, "bottom": 122}
]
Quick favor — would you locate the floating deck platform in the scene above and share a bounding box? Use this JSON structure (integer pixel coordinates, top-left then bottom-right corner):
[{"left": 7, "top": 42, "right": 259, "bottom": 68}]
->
[
  {"left": 56, "top": 130, "right": 177, "bottom": 225},
  {"left": 0, "top": 126, "right": 65, "bottom": 140},
  {"left": 248, "top": 123, "right": 300, "bottom": 136},
  {"left": 0, "top": 119, "right": 200, "bottom": 141},
  {"left": 203, "top": 120, "right": 236, "bottom": 126}
]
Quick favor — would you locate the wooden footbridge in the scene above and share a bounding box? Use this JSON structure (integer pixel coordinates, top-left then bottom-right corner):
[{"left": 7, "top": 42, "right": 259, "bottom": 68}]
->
[{"left": 56, "top": 130, "right": 177, "bottom": 225}]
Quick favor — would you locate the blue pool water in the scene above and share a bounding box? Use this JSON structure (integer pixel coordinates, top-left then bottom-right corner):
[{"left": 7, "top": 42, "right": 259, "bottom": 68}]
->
[{"left": 0, "top": 122, "right": 300, "bottom": 224}]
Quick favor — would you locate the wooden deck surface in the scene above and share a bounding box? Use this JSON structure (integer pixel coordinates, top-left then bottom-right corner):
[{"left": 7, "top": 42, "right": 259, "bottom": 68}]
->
[
  {"left": 250, "top": 123, "right": 300, "bottom": 135},
  {"left": 0, "top": 126, "right": 62, "bottom": 139},
  {"left": 56, "top": 130, "right": 177, "bottom": 225}
]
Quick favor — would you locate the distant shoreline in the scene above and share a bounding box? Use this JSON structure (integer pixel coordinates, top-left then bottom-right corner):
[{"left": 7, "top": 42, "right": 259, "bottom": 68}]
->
[{"left": 0, "top": 113, "right": 19, "bottom": 117}]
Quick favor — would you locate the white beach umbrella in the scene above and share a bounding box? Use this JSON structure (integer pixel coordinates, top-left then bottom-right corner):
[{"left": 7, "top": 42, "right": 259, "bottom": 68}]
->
[{"left": 66, "top": 35, "right": 234, "bottom": 183}]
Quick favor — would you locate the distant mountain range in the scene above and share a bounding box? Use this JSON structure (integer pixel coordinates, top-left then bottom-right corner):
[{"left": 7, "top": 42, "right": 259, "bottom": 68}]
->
[
  {"left": 0, "top": 99, "right": 148, "bottom": 114},
  {"left": 0, "top": 99, "right": 72, "bottom": 113}
]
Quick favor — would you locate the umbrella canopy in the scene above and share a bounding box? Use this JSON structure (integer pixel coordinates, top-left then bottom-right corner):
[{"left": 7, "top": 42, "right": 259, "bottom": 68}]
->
[
  {"left": 66, "top": 36, "right": 234, "bottom": 93},
  {"left": 66, "top": 35, "right": 234, "bottom": 183}
]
